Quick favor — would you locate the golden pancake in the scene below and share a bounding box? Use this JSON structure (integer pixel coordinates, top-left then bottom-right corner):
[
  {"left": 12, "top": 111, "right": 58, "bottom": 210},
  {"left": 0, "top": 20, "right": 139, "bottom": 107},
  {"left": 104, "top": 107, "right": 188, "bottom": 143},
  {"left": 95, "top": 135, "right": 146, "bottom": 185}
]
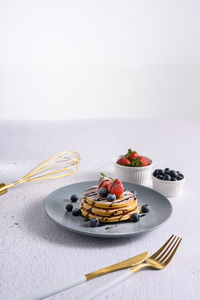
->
[
  {"left": 80, "top": 185, "right": 139, "bottom": 223},
  {"left": 81, "top": 206, "right": 140, "bottom": 222},
  {"left": 83, "top": 186, "right": 137, "bottom": 209},
  {"left": 81, "top": 197, "right": 138, "bottom": 217}
]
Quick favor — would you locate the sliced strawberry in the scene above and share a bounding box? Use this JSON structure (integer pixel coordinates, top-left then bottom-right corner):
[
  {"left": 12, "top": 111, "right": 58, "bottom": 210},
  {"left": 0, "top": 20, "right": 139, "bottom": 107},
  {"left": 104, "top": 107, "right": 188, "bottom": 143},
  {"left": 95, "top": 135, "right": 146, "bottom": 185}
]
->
[
  {"left": 98, "top": 177, "right": 112, "bottom": 190},
  {"left": 117, "top": 157, "right": 131, "bottom": 166},
  {"left": 107, "top": 179, "right": 124, "bottom": 198}
]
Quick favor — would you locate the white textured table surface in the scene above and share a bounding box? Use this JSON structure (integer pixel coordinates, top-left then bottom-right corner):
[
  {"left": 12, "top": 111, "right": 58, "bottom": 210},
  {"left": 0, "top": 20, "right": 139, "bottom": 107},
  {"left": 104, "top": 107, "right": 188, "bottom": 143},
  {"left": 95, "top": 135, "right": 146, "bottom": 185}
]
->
[{"left": 0, "top": 119, "right": 200, "bottom": 300}]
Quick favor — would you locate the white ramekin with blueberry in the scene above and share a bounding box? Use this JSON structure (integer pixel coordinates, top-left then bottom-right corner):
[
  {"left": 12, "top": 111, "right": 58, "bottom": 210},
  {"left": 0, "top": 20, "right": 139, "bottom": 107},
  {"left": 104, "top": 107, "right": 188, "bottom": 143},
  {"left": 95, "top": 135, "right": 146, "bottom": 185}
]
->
[{"left": 152, "top": 168, "right": 185, "bottom": 197}]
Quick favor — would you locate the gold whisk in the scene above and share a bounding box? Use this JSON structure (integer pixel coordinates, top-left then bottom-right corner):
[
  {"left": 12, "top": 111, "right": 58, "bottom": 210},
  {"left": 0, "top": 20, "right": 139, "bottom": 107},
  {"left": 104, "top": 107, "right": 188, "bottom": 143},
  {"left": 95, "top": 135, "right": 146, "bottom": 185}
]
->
[{"left": 0, "top": 151, "right": 80, "bottom": 196}]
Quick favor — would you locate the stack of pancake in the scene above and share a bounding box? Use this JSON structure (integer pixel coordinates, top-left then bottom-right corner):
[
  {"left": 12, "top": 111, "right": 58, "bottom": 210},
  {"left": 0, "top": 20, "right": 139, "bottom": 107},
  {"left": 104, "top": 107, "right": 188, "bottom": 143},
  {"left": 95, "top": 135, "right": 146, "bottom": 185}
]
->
[{"left": 80, "top": 186, "right": 139, "bottom": 222}]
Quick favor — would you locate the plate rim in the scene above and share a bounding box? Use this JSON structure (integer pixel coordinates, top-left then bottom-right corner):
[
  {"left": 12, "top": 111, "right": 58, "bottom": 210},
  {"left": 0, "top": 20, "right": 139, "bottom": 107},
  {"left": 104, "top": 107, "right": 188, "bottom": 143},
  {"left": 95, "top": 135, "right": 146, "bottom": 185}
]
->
[{"left": 44, "top": 180, "right": 173, "bottom": 238}]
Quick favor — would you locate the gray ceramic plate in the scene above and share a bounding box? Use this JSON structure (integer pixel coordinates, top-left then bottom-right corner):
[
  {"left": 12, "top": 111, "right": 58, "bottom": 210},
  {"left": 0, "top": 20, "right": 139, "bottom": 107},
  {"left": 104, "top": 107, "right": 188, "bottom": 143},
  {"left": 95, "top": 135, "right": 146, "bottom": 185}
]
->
[{"left": 44, "top": 181, "right": 172, "bottom": 238}]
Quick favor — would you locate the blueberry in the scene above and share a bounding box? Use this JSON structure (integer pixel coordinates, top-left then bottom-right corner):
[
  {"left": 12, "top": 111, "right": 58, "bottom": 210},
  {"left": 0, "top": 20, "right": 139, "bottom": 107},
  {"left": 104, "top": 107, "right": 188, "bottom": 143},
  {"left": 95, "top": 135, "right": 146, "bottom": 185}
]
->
[
  {"left": 70, "top": 194, "right": 78, "bottom": 202},
  {"left": 171, "top": 176, "right": 178, "bottom": 181},
  {"left": 141, "top": 204, "right": 150, "bottom": 213},
  {"left": 72, "top": 208, "right": 81, "bottom": 216},
  {"left": 158, "top": 169, "right": 165, "bottom": 176},
  {"left": 99, "top": 187, "right": 108, "bottom": 197},
  {"left": 169, "top": 170, "right": 178, "bottom": 178},
  {"left": 177, "top": 172, "right": 184, "bottom": 180},
  {"left": 164, "top": 168, "right": 170, "bottom": 174},
  {"left": 174, "top": 172, "right": 179, "bottom": 179},
  {"left": 153, "top": 169, "right": 159, "bottom": 176},
  {"left": 163, "top": 174, "right": 171, "bottom": 181},
  {"left": 89, "top": 218, "right": 99, "bottom": 227},
  {"left": 177, "top": 171, "right": 184, "bottom": 176},
  {"left": 130, "top": 213, "right": 140, "bottom": 222},
  {"left": 156, "top": 174, "right": 163, "bottom": 180},
  {"left": 66, "top": 204, "right": 73, "bottom": 212},
  {"left": 107, "top": 193, "right": 116, "bottom": 202}
]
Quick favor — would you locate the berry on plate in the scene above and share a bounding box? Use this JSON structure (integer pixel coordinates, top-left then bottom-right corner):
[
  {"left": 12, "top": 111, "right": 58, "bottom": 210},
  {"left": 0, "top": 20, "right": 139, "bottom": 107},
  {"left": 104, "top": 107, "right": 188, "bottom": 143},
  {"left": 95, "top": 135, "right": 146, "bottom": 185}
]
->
[
  {"left": 99, "top": 187, "right": 108, "bottom": 197},
  {"left": 89, "top": 218, "right": 99, "bottom": 227},
  {"left": 107, "top": 179, "right": 124, "bottom": 198},
  {"left": 107, "top": 193, "right": 117, "bottom": 202},
  {"left": 98, "top": 175, "right": 112, "bottom": 190},
  {"left": 66, "top": 204, "right": 73, "bottom": 212},
  {"left": 70, "top": 194, "right": 78, "bottom": 202},
  {"left": 130, "top": 213, "right": 140, "bottom": 222},
  {"left": 117, "top": 157, "right": 131, "bottom": 166},
  {"left": 141, "top": 204, "right": 150, "bottom": 213},
  {"left": 72, "top": 208, "right": 81, "bottom": 216}
]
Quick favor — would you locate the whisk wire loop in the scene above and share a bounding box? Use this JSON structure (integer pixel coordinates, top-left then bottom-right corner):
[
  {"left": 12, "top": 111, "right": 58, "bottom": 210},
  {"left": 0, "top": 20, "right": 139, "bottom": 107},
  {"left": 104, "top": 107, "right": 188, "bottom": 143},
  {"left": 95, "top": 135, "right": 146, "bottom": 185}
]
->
[{"left": 0, "top": 151, "right": 80, "bottom": 195}]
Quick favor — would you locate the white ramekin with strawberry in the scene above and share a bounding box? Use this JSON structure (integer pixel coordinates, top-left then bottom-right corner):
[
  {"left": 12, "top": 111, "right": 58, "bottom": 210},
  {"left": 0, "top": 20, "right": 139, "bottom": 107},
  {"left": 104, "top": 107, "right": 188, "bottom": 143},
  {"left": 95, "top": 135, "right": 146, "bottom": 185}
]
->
[{"left": 113, "top": 148, "right": 153, "bottom": 185}]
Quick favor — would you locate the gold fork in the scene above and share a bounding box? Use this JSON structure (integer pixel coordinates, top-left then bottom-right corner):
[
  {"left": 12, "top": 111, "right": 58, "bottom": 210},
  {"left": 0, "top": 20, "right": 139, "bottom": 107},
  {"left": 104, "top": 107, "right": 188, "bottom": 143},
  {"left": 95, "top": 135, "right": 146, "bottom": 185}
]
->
[
  {"left": 131, "top": 234, "right": 182, "bottom": 274},
  {"left": 82, "top": 235, "right": 182, "bottom": 300}
]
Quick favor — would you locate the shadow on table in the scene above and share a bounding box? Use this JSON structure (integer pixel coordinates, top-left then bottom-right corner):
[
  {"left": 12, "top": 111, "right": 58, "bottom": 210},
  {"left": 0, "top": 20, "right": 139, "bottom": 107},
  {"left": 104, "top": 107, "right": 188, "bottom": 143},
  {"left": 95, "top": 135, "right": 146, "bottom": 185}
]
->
[{"left": 22, "top": 196, "right": 148, "bottom": 249}]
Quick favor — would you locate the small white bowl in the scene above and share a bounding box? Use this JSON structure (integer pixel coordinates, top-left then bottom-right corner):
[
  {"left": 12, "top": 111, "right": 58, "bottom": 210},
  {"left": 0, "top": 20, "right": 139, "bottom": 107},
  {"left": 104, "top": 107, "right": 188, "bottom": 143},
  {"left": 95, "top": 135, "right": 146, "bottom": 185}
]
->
[
  {"left": 113, "top": 155, "right": 153, "bottom": 186},
  {"left": 152, "top": 175, "right": 185, "bottom": 197}
]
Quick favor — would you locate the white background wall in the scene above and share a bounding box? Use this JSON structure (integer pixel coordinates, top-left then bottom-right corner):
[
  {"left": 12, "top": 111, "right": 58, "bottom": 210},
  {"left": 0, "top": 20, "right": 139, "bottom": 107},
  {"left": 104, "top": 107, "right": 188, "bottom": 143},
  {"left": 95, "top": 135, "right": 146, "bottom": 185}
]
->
[{"left": 0, "top": 0, "right": 200, "bottom": 121}]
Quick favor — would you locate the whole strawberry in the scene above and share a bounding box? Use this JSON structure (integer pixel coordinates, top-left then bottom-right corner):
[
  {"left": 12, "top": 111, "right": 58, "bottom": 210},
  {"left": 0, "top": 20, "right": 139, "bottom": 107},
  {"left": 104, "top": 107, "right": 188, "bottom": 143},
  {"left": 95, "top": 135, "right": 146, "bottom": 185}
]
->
[
  {"left": 130, "top": 156, "right": 150, "bottom": 167},
  {"left": 126, "top": 148, "right": 138, "bottom": 160},
  {"left": 137, "top": 156, "right": 150, "bottom": 167},
  {"left": 98, "top": 177, "right": 112, "bottom": 190},
  {"left": 107, "top": 179, "right": 124, "bottom": 198},
  {"left": 117, "top": 157, "right": 131, "bottom": 166}
]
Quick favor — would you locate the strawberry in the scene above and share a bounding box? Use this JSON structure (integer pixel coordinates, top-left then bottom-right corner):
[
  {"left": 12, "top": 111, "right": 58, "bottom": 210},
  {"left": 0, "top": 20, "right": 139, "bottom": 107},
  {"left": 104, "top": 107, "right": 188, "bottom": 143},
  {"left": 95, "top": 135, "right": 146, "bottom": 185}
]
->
[
  {"left": 98, "top": 177, "right": 112, "bottom": 190},
  {"left": 126, "top": 148, "right": 138, "bottom": 160},
  {"left": 137, "top": 156, "right": 150, "bottom": 167},
  {"left": 107, "top": 179, "right": 124, "bottom": 198},
  {"left": 117, "top": 157, "right": 131, "bottom": 166}
]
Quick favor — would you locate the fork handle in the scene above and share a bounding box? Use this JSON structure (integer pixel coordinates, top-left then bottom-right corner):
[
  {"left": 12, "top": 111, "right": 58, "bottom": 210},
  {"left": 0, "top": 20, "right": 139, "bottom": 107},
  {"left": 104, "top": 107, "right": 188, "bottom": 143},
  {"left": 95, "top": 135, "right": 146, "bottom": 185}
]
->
[
  {"left": 82, "top": 263, "right": 147, "bottom": 300},
  {"left": 20, "top": 275, "right": 86, "bottom": 300},
  {"left": 82, "top": 269, "right": 132, "bottom": 300}
]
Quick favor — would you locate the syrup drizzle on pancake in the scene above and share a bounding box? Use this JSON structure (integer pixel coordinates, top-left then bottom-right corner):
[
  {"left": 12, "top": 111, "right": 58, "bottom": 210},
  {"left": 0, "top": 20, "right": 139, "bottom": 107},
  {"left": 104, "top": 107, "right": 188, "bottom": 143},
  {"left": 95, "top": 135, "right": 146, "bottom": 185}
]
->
[
  {"left": 81, "top": 198, "right": 137, "bottom": 217},
  {"left": 81, "top": 206, "right": 139, "bottom": 222},
  {"left": 84, "top": 187, "right": 136, "bottom": 205},
  {"left": 81, "top": 186, "right": 139, "bottom": 222}
]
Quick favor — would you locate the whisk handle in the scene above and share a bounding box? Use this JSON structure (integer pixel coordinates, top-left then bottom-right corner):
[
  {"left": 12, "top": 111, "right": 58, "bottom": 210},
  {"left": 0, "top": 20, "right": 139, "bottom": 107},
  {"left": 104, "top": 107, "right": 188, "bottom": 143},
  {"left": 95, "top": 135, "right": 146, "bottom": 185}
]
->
[{"left": 0, "top": 183, "right": 8, "bottom": 195}]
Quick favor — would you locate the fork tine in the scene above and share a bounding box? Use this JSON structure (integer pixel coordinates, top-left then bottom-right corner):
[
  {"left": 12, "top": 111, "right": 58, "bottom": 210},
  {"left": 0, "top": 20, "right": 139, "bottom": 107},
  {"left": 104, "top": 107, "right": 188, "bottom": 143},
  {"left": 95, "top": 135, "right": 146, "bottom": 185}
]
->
[
  {"left": 156, "top": 235, "right": 177, "bottom": 261},
  {"left": 150, "top": 234, "right": 174, "bottom": 259},
  {"left": 160, "top": 237, "right": 182, "bottom": 265}
]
